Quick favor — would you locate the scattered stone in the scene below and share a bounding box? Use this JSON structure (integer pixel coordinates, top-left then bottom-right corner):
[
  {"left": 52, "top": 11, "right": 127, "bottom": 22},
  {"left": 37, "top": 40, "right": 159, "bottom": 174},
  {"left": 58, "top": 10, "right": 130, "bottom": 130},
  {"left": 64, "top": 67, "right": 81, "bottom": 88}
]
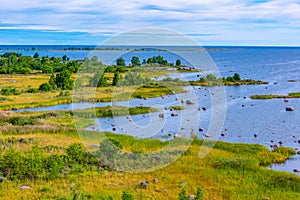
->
[
  {"left": 189, "top": 194, "right": 195, "bottom": 199},
  {"left": 112, "top": 128, "right": 116, "bottom": 131},
  {"left": 242, "top": 104, "right": 245, "bottom": 107},
  {"left": 181, "top": 99, "right": 185, "bottom": 103},
  {"left": 293, "top": 169, "right": 300, "bottom": 173},
  {"left": 297, "top": 151, "right": 300, "bottom": 155},
  {"left": 202, "top": 107, "right": 207, "bottom": 111},
  {"left": 221, "top": 133, "right": 225, "bottom": 137},
  {"left": 20, "top": 186, "right": 31, "bottom": 190},
  {"left": 199, "top": 128, "right": 204, "bottom": 132},
  {"left": 284, "top": 99, "right": 289, "bottom": 103},
  {"left": 171, "top": 113, "right": 178, "bottom": 117},
  {"left": 186, "top": 100, "right": 194, "bottom": 105},
  {"left": 144, "top": 97, "right": 148, "bottom": 100},
  {"left": 270, "top": 140, "right": 274, "bottom": 143},
  {"left": 140, "top": 180, "right": 149, "bottom": 186},
  {"left": 153, "top": 178, "right": 159, "bottom": 183},
  {"left": 279, "top": 141, "right": 283, "bottom": 145},
  {"left": 254, "top": 134, "right": 258, "bottom": 138},
  {"left": 159, "top": 114, "right": 165, "bottom": 118},
  {"left": 198, "top": 107, "right": 202, "bottom": 110},
  {"left": 286, "top": 106, "right": 294, "bottom": 111},
  {"left": 170, "top": 108, "right": 174, "bottom": 111},
  {"left": 90, "top": 144, "right": 100, "bottom": 148},
  {"left": 225, "top": 128, "right": 229, "bottom": 131},
  {"left": 0, "top": 177, "right": 7, "bottom": 182}
]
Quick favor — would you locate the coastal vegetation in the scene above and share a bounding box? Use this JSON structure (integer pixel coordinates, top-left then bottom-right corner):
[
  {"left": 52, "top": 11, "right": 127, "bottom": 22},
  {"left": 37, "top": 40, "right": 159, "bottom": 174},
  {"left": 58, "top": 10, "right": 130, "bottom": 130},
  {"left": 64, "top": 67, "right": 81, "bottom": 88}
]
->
[
  {"left": 190, "top": 73, "right": 268, "bottom": 86},
  {"left": 251, "top": 92, "right": 300, "bottom": 99}
]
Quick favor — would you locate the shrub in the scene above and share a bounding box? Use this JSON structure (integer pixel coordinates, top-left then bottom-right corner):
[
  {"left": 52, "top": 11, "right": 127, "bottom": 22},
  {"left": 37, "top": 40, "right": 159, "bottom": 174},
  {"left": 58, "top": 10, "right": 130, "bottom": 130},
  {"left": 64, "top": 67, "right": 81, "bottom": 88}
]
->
[
  {"left": 66, "top": 143, "right": 86, "bottom": 164},
  {"left": 1, "top": 87, "right": 21, "bottom": 96},
  {"left": 122, "top": 191, "right": 134, "bottom": 200},
  {"left": 39, "top": 82, "right": 52, "bottom": 91},
  {"left": 26, "top": 88, "right": 38, "bottom": 93}
]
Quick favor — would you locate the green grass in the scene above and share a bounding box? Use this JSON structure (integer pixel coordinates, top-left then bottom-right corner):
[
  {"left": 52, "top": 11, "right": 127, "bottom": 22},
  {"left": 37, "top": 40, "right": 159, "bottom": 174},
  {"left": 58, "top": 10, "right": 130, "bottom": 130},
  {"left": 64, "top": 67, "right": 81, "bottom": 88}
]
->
[{"left": 251, "top": 92, "right": 300, "bottom": 99}]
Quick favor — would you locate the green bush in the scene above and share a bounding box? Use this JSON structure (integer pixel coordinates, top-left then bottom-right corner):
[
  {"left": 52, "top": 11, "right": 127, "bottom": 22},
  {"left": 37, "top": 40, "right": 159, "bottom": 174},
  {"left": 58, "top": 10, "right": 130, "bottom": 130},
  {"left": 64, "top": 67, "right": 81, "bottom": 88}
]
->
[
  {"left": 39, "top": 82, "right": 52, "bottom": 91},
  {"left": 122, "top": 191, "right": 134, "bottom": 200},
  {"left": 66, "top": 143, "right": 86, "bottom": 164},
  {"left": 1, "top": 87, "right": 21, "bottom": 96},
  {"left": 26, "top": 88, "right": 38, "bottom": 93}
]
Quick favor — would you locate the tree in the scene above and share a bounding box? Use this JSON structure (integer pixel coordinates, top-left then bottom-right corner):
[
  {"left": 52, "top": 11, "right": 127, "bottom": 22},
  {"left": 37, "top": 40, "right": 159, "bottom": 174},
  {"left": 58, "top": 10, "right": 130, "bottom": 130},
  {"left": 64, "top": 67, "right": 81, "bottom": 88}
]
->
[
  {"left": 176, "top": 59, "right": 181, "bottom": 67},
  {"left": 39, "top": 82, "right": 52, "bottom": 91},
  {"left": 112, "top": 71, "right": 120, "bottom": 86},
  {"left": 49, "top": 74, "right": 57, "bottom": 90},
  {"left": 33, "top": 52, "right": 39, "bottom": 59},
  {"left": 66, "top": 143, "right": 86, "bottom": 164},
  {"left": 116, "top": 57, "right": 126, "bottom": 66},
  {"left": 131, "top": 56, "right": 141, "bottom": 66},
  {"left": 55, "top": 70, "right": 74, "bottom": 90},
  {"left": 206, "top": 74, "right": 217, "bottom": 81},
  {"left": 233, "top": 73, "right": 241, "bottom": 81},
  {"left": 62, "top": 55, "right": 68, "bottom": 61},
  {"left": 97, "top": 73, "right": 107, "bottom": 87}
]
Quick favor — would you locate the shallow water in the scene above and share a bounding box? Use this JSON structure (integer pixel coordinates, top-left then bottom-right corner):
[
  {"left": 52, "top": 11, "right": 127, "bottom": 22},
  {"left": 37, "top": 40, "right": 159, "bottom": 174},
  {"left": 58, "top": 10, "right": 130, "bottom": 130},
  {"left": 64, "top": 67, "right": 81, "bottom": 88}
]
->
[{"left": 9, "top": 46, "right": 300, "bottom": 175}]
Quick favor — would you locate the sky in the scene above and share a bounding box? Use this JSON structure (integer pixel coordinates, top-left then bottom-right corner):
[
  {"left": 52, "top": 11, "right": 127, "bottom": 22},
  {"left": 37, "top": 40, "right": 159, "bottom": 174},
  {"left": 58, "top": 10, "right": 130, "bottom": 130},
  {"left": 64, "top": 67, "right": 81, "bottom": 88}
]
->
[{"left": 0, "top": 0, "right": 300, "bottom": 46}]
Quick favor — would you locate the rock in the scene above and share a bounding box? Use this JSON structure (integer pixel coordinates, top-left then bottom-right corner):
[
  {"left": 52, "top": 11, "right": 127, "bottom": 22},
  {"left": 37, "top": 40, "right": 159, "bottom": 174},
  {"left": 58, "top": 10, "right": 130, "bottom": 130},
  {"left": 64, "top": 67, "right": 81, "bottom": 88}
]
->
[
  {"left": 279, "top": 141, "right": 283, "bottom": 145},
  {"left": 170, "top": 108, "right": 174, "bottom": 111},
  {"left": 140, "top": 180, "right": 149, "bottom": 186},
  {"left": 20, "top": 186, "right": 31, "bottom": 190},
  {"left": 186, "top": 100, "right": 194, "bottom": 105},
  {"left": 225, "top": 128, "right": 229, "bottom": 131},
  {"left": 90, "top": 144, "right": 100, "bottom": 148},
  {"left": 159, "top": 114, "right": 165, "bottom": 118},
  {"left": 171, "top": 113, "right": 178, "bottom": 117},
  {"left": 198, "top": 107, "right": 202, "bottom": 110},
  {"left": 144, "top": 97, "right": 148, "bottom": 100},
  {"left": 199, "top": 128, "right": 204, "bottom": 132},
  {"left": 181, "top": 99, "right": 185, "bottom": 103},
  {"left": 189, "top": 194, "right": 195, "bottom": 199},
  {"left": 242, "top": 104, "right": 245, "bottom": 107},
  {"left": 0, "top": 177, "right": 7, "bottom": 182},
  {"left": 12, "top": 108, "right": 18, "bottom": 111},
  {"left": 284, "top": 99, "right": 289, "bottom": 103},
  {"left": 293, "top": 169, "right": 300, "bottom": 173},
  {"left": 254, "top": 134, "right": 258, "bottom": 138},
  {"left": 297, "top": 151, "right": 300, "bottom": 155},
  {"left": 270, "top": 140, "right": 274, "bottom": 143},
  {"left": 221, "top": 133, "right": 225, "bottom": 137},
  {"left": 202, "top": 107, "right": 207, "bottom": 111},
  {"left": 286, "top": 106, "right": 294, "bottom": 111},
  {"left": 153, "top": 178, "right": 159, "bottom": 183},
  {"left": 298, "top": 140, "right": 300, "bottom": 144},
  {"left": 112, "top": 128, "right": 116, "bottom": 131}
]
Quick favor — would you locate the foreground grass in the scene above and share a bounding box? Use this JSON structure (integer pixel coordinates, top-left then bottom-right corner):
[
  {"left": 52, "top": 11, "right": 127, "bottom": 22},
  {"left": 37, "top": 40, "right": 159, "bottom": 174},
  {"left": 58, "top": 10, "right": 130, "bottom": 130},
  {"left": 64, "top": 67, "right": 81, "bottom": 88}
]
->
[{"left": 0, "top": 129, "right": 299, "bottom": 200}]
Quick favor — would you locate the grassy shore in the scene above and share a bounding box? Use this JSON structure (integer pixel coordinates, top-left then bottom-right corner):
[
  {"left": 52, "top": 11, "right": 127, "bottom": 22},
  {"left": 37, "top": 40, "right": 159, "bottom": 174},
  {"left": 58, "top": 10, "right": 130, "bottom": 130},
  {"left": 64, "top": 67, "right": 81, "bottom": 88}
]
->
[
  {"left": 1, "top": 109, "right": 300, "bottom": 199},
  {"left": 251, "top": 92, "right": 300, "bottom": 99},
  {"left": 0, "top": 131, "right": 299, "bottom": 199},
  {"left": 190, "top": 80, "right": 268, "bottom": 87}
]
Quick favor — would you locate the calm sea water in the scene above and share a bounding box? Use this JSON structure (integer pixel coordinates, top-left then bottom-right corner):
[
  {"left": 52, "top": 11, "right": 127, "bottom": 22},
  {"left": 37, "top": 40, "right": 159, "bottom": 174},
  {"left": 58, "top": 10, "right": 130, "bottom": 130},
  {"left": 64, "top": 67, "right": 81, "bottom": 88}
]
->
[{"left": 6, "top": 46, "right": 300, "bottom": 175}]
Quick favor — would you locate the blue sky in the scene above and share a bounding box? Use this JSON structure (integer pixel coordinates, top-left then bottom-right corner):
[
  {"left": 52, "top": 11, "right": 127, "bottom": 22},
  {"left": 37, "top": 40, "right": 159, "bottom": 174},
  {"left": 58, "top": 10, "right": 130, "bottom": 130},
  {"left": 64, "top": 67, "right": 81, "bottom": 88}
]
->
[{"left": 0, "top": 0, "right": 299, "bottom": 46}]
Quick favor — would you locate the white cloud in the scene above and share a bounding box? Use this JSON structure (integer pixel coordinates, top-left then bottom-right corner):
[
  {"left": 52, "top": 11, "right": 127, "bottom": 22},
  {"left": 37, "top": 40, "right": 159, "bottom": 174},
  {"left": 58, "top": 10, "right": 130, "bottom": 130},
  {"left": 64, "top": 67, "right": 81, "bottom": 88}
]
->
[{"left": 0, "top": 0, "right": 299, "bottom": 45}]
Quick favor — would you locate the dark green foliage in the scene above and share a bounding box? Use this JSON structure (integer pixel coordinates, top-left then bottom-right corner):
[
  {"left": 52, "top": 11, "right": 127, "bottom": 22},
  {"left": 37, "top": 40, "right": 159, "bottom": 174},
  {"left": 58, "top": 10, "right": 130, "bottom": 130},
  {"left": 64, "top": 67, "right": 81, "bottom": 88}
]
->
[
  {"left": 97, "top": 73, "right": 108, "bottom": 87},
  {"left": 122, "top": 191, "right": 134, "bottom": 200},
  {"left": 1, "top": 87, "right": 21, "bottom": 96},
  {"left": 49, "top": 74, "right": 57, "bottom": 90},
  {"left": 33, "top": 52, "right": 39, "bottom": 58},
  {"left": 45, "top": 154, "right": 65, "bottom": 179},
  {"left": 55, "top": 70, "right": 74, "bottom": 90},
  {"left": 9, "top": 116, "right": 39, "bottom": 126},
  {"left": 233, "top": 73, "right": 241, "bottom": 81},
  {"left": 195, "top": 187, "right": 203, "bottom": 200},
  {"left": 0, "top": 148, "right": 24, "bottom": 180},
  {"left": 98, "top": 139, "right": 122, "bottom": 159},
  {"left": 39, "top": 82, "right": 52, "bottom": 91},
  {"left": 146, "top": 55, "right": 168, "bottom": 65},
  {"left": 23, "top": 145, "right": 45, "bottom": 179},
  {"left": 178, "top": 188, "right": 188, "bottom": 200},
  {"left": 176, "top": 59, "right": 181, "bottom": 67},
  {"left": 116, "top": 57, "right": 126, "bottom": 66},
  {"left": 26, "top": 88, "right": 38, "bottom": 93},
  {"left": 131, "top": 56, "right": 141, "bottom": 66},
  {"left": 0, "top": 52, "right": 78, "bottom": 75},
  {"left": 66, "top": 143, "right": 86, "bottom": 164},
  {"left": 119, "top": 72, "right": 151, "bottom": 86},
  {"left": 112, "top": 71, "right": 120, "bottom": 86}
]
